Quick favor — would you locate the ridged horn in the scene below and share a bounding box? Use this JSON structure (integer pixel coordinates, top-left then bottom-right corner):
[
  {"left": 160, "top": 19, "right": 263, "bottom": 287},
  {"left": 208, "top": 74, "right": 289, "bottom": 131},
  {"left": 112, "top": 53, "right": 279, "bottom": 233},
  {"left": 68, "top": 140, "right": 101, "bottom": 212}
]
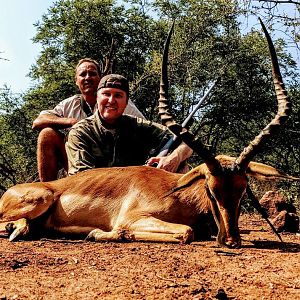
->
[
  {"left": 235, "top": 18, "right": 291, "bottom": 170},
  {"left": 158, "top": 22, "right": 220, "bottom": 173}
]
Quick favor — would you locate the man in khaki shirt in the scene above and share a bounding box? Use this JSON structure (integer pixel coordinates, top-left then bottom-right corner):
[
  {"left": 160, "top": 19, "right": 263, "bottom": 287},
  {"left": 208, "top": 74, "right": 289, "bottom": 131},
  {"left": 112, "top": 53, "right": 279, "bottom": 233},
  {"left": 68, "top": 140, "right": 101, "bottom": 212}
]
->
[
  {"left": 66, "top": 74, "right": 192, "bottom": 175},
  {"left": 32, "top": 58, "right": 144, "bottom": 182}
]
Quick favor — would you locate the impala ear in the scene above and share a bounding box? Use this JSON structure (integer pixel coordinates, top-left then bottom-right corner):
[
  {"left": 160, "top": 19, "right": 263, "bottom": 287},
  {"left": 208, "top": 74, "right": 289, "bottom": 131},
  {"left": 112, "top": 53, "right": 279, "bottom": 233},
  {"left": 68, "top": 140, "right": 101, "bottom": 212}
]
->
[
  {"left": 246, "top": 161, "right": 299, "bottom": 181},
  {"left": 174, "top": 164, "right": 208, "bottom": 191}
]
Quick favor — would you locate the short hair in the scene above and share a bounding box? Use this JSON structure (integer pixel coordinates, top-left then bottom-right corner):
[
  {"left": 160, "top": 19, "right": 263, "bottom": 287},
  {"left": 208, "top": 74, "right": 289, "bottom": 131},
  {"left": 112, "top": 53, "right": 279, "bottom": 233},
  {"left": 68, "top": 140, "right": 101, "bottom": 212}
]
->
[{"left": 74, "top": 58, "right": 101, "bottom": 80}]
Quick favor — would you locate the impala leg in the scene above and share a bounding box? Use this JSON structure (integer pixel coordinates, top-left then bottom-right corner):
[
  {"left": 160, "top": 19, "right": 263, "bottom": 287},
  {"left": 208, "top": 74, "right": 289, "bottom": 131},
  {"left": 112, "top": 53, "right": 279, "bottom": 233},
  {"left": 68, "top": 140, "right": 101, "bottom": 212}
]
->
[
  {"left": 0, "top": 185, "right": 55, "bottom": 221},
  {"left": 86, "top": 228, "right": 135, "bottom": 242},
  {"left": 126, "top": 217, "right": 194, "bottom": 243},
  {"left": 51, "top": 225, "right": 98, "bottom": 236},
  {"left": 129, "top": 231, "right": 192, "bottom": 243},
  {"left": 87, "top": 218, "right": 194, "bottom": 244},
  {"left": 5, "top": 218, "right": 30, "bottom": 241}
]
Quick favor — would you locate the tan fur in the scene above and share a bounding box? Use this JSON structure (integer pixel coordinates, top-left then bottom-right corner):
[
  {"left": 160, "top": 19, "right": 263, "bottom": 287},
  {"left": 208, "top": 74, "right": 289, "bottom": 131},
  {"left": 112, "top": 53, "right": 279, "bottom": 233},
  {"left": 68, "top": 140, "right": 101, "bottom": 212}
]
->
[{"left": 0, "top": 156, "right": 296, "bottom": 247}]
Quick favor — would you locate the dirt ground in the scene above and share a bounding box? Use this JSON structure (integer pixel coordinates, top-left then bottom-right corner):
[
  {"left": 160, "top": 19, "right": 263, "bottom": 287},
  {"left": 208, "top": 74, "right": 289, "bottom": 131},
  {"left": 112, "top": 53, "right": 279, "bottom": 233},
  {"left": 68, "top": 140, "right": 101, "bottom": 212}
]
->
[{"left": 0, "top": 214, "right": 299, "bottom": 300}]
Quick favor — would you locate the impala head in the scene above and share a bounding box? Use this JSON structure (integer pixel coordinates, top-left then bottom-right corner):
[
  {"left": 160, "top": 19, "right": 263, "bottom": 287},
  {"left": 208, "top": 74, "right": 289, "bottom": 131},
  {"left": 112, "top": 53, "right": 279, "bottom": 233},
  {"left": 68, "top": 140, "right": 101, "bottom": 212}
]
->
[{"left": 159, "top": 20, "right": 291, "bottom": 248}]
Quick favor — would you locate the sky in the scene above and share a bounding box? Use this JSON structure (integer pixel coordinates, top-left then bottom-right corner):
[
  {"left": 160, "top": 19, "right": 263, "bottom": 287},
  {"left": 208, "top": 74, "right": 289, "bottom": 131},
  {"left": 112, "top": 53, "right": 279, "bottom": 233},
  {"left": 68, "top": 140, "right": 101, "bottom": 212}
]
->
[
  {"left": 0, "top": 0, "right": 55, "bottom": 94},
  {"left": 0, "top": 1, "right": 298, "bottom": 94}
]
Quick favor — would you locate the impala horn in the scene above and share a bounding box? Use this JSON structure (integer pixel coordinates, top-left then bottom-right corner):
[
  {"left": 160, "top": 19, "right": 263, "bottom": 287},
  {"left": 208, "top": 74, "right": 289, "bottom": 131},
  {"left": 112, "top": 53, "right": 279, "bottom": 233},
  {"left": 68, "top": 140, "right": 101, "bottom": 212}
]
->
[
  {"left": 235, "top": 18, "right": 291, "bottom": 170},
  {"left": 158, "top": 22, "right": 221, "bottom": 174}
]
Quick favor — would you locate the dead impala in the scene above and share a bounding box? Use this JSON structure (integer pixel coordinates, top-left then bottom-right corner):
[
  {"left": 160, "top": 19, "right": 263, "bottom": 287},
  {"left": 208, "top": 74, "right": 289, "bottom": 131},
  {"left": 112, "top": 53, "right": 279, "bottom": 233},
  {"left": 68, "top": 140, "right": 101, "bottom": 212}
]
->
[{"left": 0, "top": 20, "right": 297, "bottom": 248}]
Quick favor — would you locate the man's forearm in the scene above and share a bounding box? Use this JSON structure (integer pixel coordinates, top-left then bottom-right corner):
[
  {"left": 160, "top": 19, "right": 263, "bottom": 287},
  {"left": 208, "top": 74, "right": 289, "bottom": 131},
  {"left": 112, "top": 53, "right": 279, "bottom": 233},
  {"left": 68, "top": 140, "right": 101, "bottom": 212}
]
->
[
  {"left": 32, "top": 114, "right": 78, "bottom": 130},
  {"left": 169, "top": 143, "right": 193, "bottom": 163}
]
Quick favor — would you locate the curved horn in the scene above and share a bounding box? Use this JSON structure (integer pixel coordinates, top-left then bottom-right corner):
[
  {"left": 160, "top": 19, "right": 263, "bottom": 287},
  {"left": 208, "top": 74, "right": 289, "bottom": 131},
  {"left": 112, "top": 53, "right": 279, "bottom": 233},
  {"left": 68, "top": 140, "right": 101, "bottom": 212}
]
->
[
  {"left": 158, "top": 22, "right": 176, "bottom": 128},
  {"left": 158, "top": 22, "right": 220, "bottom": 172},
  {"left": 235, "top": 18, "right": 291, "bottom": 170}
]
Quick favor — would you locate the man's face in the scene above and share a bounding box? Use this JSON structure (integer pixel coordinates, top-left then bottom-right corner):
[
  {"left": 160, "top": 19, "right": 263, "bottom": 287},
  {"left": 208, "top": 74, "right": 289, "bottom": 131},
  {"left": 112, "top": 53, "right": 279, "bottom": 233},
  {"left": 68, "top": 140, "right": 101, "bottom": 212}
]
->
[
  {"left": 97, "top": 87, "right": 128, "bottom": 124},
  {"left": 75, "top": 62, "right": 100, "bottom": 96}
]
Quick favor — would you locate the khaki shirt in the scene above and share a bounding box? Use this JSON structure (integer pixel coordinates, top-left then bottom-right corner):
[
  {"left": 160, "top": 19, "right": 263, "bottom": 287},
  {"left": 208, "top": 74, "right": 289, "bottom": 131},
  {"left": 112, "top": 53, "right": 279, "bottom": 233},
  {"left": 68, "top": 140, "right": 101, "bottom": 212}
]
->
[
  {"left": 39, "top": 94, "right": 145, "bottom": 120},
  {"left": 66, "top": 112, "right": 171, "bottom": 175}
]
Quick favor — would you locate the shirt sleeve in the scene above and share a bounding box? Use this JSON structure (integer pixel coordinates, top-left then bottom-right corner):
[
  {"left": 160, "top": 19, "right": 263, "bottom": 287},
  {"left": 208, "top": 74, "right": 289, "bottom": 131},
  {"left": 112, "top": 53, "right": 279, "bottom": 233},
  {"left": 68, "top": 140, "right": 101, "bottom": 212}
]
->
[
  {"left": 136, "top": 118, "right": 173, "bottom": 157},
  {"left": 38, "top": 95, "right": 83, "bottom": 119},
  {"left": 39, "top": 101, "right": 65, "bottom": 117},
  {"left": 65, "top": 127, "right": 96, "bottom": 175},
  {"left": 124, "top": 99, "right": 145, "bottom": 119}
]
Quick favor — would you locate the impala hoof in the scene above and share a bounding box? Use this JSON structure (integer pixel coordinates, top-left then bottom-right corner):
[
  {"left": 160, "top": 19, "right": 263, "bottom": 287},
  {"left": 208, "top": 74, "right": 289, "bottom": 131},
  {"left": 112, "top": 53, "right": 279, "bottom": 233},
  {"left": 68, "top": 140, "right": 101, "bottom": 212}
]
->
[
  {"left": 6, "top": 219, "right": 30, "bottom": 242},
  {"left": 175, "top": 228, "right": 194, "bottom": 244},
  {"left": 224, "top": 238, "right": 241, "bottom": 249},
  {"left": 5, "top": 223, "right": 15, "bottom": 235},
  {"left": 85, "top": 229, "right": 100, "bottom": 241}
]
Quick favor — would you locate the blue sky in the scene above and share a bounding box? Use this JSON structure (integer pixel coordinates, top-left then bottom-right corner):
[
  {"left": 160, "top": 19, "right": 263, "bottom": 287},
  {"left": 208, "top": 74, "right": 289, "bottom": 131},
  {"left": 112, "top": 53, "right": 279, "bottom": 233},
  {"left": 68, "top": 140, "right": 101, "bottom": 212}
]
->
[
  {"left": 0, "top": 1, "right": 298, "bottom": 94},
  {"left": 0, "top": 0, "right": 55, "bottom": 93}
]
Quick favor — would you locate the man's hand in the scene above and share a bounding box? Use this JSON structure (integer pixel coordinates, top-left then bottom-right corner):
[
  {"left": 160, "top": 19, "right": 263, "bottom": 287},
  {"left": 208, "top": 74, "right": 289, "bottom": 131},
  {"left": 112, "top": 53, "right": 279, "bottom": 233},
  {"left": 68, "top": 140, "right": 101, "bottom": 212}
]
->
[
  {"left": 146, "top": 143, "right": 193, "bottom": 173},
  {"left": 146, "top": 155, "right": 180, "bottom": 173}
]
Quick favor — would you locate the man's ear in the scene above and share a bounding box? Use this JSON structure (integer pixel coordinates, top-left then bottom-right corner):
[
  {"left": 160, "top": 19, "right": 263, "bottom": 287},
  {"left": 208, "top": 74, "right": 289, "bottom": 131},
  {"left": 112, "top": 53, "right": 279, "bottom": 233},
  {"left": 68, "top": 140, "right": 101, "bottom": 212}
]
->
[{"left": 75, "top": 77, "right": 80, "bottom": 89}]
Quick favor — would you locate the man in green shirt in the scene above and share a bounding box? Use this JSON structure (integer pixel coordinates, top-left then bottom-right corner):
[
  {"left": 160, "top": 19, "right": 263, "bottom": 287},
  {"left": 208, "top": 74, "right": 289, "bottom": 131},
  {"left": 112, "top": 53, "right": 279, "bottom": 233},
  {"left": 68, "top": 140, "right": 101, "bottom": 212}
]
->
[
  {"left": 66, "top": 74, "right": 192, "bottom": 175},
  {"left": 33, "top": 58, "right": 144, "bottom": 182}
]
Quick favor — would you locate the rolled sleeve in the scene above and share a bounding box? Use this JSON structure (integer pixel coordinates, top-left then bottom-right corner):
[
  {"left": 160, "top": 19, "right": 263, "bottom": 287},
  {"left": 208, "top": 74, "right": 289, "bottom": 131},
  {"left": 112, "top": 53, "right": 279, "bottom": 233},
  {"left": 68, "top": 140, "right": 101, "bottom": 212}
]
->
[
  {"left": 124, "top": 99, "right": 145, "bottom": 119},
  {"left": 65, "top": 129, "right": 96, "bottom": 175},
  {"left": 39, "top": 101, "right": 65, "bottom": 117},
  {"left": 39, "top": 95, "right": 84, "bottom": 119}
]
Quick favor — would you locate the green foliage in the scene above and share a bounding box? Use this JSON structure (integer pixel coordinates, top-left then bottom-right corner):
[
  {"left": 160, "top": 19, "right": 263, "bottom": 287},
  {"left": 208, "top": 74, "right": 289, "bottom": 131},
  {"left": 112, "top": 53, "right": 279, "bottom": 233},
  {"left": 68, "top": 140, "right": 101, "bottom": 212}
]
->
[
  {"left": 0, "top": 88, "right": 38, "bottom": 192},
  {"left": 0, "top": 0, "right": 299, "bottom": 206}
]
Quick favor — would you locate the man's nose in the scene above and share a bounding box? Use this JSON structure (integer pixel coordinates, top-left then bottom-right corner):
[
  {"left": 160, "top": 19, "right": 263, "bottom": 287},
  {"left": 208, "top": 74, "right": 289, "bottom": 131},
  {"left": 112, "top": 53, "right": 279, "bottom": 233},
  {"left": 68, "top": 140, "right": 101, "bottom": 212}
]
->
[
  {"left": 108, "top": 95, "right": 116, "bottom": 103},
  {"left": 84, "top": 72, "right": 92, "bottom": 79}
]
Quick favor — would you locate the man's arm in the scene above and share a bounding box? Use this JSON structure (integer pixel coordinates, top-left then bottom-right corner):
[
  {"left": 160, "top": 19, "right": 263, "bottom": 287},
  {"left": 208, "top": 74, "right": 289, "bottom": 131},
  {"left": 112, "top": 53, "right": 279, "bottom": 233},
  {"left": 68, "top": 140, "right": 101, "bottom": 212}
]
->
[
  {"left": 136, "top": 118, "right": 192, "bottom": 173},
  {"left": 65, "top": 128, "right": 96, "bottom": 175},
  {"left": 32, "top": 114, "right": 78, "bottom": 130},
  {"left": 32, "top": 96, "right": 83, "bottom": 131},
  {"left": 146, "top": 143, "right": 192, "bottom": 173}
]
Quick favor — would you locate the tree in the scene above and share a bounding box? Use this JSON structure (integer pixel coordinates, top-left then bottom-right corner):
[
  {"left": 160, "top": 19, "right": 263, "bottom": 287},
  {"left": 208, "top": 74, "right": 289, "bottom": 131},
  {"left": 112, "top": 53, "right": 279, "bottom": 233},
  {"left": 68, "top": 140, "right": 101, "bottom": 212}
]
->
[
  {"left": 151, "top": 0, "right": 299, "bottom": 160},
  {"left": 1, "top": 0, "right": 299, "bottom": 207},
  {"left": 238, "top": 0, "right": 300, "bottom": 54},
  {"left": 0, "top": 87, "right": 38, "bottom": 193}
]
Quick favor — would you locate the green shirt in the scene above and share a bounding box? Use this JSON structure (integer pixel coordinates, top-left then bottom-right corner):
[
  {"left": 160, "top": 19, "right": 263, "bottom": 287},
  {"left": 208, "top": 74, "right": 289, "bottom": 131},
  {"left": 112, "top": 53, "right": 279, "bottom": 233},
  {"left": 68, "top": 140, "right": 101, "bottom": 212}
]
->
[{"left": 66, "top": 111, "right": 172, "bottom": 175}]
